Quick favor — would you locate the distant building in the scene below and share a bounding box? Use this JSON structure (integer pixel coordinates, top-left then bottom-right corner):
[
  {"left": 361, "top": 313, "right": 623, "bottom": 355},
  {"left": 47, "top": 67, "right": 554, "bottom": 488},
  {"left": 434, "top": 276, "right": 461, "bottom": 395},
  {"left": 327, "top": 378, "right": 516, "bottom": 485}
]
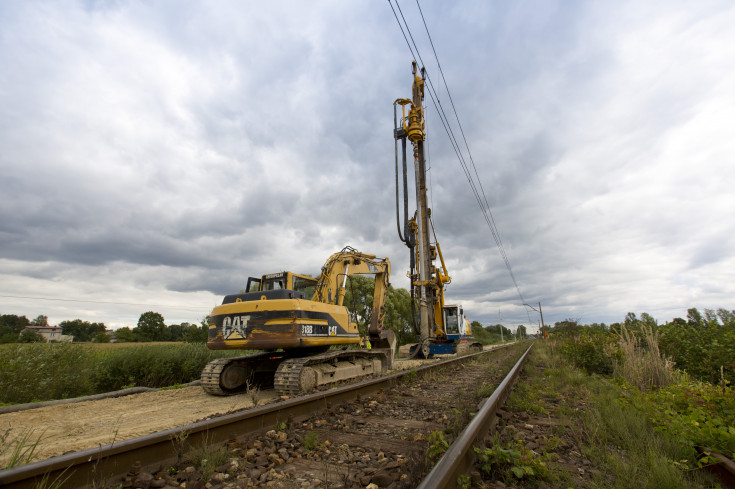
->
[{"left": 21, "top": 326, "right": 73, "bottom": 343}]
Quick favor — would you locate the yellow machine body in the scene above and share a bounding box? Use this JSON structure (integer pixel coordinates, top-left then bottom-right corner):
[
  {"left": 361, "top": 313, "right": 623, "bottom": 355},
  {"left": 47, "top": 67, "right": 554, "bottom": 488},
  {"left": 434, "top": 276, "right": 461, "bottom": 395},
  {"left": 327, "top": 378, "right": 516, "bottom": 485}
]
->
[
  {"left": 207, "top": 297, "right": 360, "bottom": 351},
  {"left": 206, "top": 249, "right": 391, "bottom": 352}
]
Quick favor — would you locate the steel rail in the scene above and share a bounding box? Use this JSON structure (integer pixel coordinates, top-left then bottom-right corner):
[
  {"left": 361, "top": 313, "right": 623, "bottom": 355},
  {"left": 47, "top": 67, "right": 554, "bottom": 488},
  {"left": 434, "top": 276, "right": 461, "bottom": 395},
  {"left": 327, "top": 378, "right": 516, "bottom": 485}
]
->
[
  {"left": 0, "top": 343, "right": 518, "bottom": 489},
  {"left": 417, "top": 342, "right": 535, "bottom": 489}
]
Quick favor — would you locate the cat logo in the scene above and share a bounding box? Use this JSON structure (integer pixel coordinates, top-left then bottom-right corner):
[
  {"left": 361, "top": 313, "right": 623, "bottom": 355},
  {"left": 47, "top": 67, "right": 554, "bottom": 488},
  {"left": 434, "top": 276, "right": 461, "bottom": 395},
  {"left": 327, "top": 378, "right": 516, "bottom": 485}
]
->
[{"left": 223, "top": 315, "right": 250, "bottom": 340}]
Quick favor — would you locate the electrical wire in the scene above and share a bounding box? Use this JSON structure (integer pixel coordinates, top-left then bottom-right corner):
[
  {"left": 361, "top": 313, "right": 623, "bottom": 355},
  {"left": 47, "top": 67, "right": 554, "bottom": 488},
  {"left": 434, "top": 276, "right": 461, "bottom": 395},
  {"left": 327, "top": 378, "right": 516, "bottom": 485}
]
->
[{"left": 0, "top": 294, "right": 209, "bottom": 312}]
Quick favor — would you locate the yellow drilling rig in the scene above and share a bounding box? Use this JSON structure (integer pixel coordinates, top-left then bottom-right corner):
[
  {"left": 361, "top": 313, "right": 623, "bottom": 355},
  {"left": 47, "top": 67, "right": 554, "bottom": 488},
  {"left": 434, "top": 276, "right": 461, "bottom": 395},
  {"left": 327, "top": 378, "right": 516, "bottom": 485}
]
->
[{"left": 394, "top": 61, "right": 482, "bottom": 357}]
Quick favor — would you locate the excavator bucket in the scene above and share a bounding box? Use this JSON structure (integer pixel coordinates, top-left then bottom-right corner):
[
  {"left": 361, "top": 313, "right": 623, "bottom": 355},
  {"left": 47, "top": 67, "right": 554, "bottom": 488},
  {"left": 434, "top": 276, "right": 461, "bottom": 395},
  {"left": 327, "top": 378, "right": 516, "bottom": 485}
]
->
[{"left": 369, "top": 329, "right": 397, "bottom": 369}]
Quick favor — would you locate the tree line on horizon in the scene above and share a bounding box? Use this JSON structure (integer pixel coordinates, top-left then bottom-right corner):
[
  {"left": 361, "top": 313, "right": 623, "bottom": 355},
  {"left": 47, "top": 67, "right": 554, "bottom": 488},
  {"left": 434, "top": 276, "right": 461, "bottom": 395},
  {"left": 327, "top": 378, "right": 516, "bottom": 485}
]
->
[
  {"left": 548, "top": 306, "right": 735, "bottom": 385},
  {"left": 0, "top": 311, "right": 208, "bottom": 344}
]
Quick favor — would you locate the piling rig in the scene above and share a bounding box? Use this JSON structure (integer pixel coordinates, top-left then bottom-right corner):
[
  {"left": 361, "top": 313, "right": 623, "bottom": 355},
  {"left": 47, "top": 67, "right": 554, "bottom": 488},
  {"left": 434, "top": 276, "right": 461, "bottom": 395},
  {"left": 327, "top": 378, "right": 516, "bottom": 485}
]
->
[{"left": 394, "top": 61, "right": 482, "bottom": 357}]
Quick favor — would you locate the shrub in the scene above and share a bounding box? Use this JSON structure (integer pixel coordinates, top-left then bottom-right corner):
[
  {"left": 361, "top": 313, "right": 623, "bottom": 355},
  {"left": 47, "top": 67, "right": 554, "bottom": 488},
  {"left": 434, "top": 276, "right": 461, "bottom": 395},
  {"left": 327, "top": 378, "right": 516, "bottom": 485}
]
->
[
  {"left": 92, "top": 343, "right": 240, "bottom": 391},
  {"left": 17, "top": 329, "right": 45, "bottom": 343},
  {"left": 558, "top": 331, "right": 618, "bottom": 375},
  {"left": 474, "top": 440, "right": 553, "bottom": 481},
  {"left": 471, "top": 325, "right": 504, "bottom": 345},
  {"left": 0, "top": 343, "right": 96, "bottom": 403},
  {"left": 658, "top": 319, "right": 735, "bottom": 385},
  {"left": 0, "top": 343, "right": 246, "bottom": 404},
  {"left": 621, "top": 376, "right": 735, "bottom": 466}
]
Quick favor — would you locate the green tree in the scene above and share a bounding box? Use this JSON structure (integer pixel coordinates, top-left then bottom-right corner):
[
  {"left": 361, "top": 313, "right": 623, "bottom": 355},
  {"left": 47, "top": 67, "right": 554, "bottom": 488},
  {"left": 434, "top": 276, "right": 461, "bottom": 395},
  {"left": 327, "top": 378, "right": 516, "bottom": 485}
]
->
[
  {"left": 670, "top": 317, "right": 687, "bottom": 327},
  {"left": 93, "top": 330, "right": 110, "bottom": 343},
  {"left": 383, "top": 286, "right": 415, "bottom": 345},
  {"left": 717, "top": 308, "right": 735, "bottom": 326},
  {"left": 343, "top": 275, "right": 376, "bottom": 334},
  {"left": 135, "top": 311, "right": 167, "bottom": 342},
  {"left": 165, "top": 323, "right": 187, "bottom": 342},
  {"left": 659, "top": 307, "right": 735, "bottom": 384},
  {"left": 640, "top": 312, "right": 657, "bottom": 329},
  {"left": 624, "top": 312, "right": 639, "bottom": 328},
  {"left": 183, "top": 321, "right": 209, "bottom": 343},
  {"left": 113, "top": 326, "right": 136, "bottom": 342},
  {"left": 687, "top": 307, "right": 703, "bottom": 327},
  {"left": 703, "top": 308, "right": 720, "bottom": 327},
  {"left": 30, "top": 315, "right": 48, "bottom": 326},
  {"left": 18, "top": 328, "right": 45, "bottom": 343},
  {"left": 484, "top": 323, "right": 512, "bottom": 338},
  {"left": 342, "top": 276, "right": 416, "bottom": 345},
  {"left": 517, "top": 325, "right": 527, "bottom": 338},
  {"left": 60, "top": 319, "right": 106, "bottom": 342},
  {"left": 0, "top": 314, "right": 30, "bottom": 343}
]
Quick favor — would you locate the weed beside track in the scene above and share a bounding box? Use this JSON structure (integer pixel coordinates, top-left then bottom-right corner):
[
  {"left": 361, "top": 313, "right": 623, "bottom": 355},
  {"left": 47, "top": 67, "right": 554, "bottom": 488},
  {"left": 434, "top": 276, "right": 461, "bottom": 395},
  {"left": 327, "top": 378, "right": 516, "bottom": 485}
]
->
[
  {"left": 471, "top": 342, "right": 722, "bottom": 489},
  {"left": 0, "top": 343, "right": 245, "bottom": 404}
]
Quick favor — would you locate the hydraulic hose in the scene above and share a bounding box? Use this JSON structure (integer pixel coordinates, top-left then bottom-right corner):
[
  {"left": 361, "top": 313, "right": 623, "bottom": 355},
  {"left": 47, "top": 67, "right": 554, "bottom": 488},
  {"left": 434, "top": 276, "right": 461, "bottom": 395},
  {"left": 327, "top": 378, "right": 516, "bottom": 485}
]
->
[{"left": 394, "top": 103, "right": 406, "bottom": 244}]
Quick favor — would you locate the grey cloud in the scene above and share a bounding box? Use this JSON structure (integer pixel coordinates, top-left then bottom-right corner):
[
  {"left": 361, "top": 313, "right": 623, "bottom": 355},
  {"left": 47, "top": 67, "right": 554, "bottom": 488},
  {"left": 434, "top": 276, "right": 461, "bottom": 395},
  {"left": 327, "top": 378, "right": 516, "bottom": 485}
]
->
[{"left": 1, "top": 0, "right": 734, "bottom": 331}]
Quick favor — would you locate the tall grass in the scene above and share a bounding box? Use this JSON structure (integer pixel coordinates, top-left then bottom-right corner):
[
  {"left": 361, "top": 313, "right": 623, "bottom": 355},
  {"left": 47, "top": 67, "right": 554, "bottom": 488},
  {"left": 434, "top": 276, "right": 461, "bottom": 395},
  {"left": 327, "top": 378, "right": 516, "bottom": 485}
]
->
[
  {"left": 0, "top": 343, "right": 97, "bottom": 403},
  {"left": 0, "top": 343, "right": 245, "bottom": 404},
  {"left": 0, "top": 428, "right": 45, "bottom": 469},
  {"left": 93, "top": 343, "right": 241, "bottom": 392},
  {"left": 615, "top": 324, "right": 674, "bottom": 391}
]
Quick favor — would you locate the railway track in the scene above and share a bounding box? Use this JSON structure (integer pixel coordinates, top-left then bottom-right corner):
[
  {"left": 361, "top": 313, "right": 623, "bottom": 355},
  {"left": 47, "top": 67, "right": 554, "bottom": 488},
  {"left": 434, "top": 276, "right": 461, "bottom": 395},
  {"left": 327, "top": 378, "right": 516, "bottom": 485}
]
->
[{"left": 0, "top": 342, "right": 533, "bottom": 489}]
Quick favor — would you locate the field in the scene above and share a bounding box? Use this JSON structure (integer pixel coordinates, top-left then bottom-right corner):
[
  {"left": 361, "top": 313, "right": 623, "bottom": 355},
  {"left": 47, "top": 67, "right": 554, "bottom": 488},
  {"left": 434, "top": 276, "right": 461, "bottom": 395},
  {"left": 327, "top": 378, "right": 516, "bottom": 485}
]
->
[{"left": 0, "top": 342, "right": 245, "bottom": 405}]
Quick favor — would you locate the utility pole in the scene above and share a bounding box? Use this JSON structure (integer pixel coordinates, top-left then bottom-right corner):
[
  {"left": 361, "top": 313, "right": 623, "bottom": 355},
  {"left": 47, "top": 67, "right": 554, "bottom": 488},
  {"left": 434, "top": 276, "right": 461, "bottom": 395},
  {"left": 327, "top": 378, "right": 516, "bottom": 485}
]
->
[
  {"left": 524, "top": 301, "right": 546, "bottom": 338},
  {"left": 538, "top": 301, "right": 546, "bottom": 337},
  {"left": 498, "top": 310, "right": 504, "bottom": 343}
]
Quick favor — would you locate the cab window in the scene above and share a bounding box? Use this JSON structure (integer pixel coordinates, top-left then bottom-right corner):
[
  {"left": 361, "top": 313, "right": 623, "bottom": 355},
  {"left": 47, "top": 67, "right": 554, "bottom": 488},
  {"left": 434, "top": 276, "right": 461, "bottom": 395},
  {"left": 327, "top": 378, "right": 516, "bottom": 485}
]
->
[
  {"left": 444, "top": 308, "right": 460, "bottom": 334},
  {"left": 261, "top": 275, "right": 286, "bottom": 290},
  {"left": 293, "top": 275, "right": 318, "bottom": 298}
]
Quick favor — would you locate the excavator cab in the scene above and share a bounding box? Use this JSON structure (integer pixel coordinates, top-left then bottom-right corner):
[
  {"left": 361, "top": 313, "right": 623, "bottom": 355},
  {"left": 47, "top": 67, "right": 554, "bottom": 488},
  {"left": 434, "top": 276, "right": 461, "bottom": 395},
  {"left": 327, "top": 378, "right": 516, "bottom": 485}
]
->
[{"left": 243, "top": 272, "right": 317, "bottom": 295}]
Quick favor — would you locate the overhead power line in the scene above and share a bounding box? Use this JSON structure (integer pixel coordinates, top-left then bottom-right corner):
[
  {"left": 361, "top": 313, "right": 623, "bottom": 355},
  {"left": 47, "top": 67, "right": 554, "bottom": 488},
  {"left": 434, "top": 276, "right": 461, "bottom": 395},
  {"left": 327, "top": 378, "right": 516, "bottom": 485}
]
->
[
  {"left": 388, "top": 0, "right": 533, "bottom": 325},
  {"left": 0, "top": 294, "right": 209, "bottom": 312}
]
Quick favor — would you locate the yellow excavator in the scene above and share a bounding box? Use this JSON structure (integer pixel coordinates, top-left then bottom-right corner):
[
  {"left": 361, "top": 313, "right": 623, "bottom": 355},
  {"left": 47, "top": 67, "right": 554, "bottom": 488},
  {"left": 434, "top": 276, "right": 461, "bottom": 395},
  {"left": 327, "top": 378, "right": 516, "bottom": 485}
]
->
[{"left": 201, "top": 247, "right": 396, "bottom": 396}]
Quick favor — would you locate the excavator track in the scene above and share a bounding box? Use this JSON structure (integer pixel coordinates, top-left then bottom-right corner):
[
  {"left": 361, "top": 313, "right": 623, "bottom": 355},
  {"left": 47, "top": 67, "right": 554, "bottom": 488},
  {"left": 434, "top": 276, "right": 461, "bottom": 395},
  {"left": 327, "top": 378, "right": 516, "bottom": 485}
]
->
[
  {"left": 201, "top": 352, "right": 285, "bottom": 396},
  {"left": 273, "top": 349, "right": 390, "bottom": 396}
]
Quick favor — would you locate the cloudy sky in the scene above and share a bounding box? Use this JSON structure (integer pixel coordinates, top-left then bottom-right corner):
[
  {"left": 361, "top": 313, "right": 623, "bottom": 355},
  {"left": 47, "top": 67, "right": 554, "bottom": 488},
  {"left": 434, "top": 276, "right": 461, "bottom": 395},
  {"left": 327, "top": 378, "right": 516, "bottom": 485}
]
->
[{"left": 1, "top": 0, "right": 733, "bottom": 333}]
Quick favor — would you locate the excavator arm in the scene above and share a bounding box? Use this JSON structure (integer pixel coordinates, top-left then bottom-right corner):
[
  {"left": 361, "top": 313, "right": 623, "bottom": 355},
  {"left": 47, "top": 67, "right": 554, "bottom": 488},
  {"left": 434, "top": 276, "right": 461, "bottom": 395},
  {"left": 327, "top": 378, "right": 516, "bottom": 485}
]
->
[{"left": 313, "top": 246, "right": 394, "bottom": 348}]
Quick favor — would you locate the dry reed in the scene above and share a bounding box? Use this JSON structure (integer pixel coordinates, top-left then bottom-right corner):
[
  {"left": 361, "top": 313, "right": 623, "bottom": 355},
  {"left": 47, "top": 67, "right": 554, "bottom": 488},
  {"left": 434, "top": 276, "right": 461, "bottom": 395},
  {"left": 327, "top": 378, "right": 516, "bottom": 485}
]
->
[{"left": 616, "top": 324, "right": 674, "bottom": 391}]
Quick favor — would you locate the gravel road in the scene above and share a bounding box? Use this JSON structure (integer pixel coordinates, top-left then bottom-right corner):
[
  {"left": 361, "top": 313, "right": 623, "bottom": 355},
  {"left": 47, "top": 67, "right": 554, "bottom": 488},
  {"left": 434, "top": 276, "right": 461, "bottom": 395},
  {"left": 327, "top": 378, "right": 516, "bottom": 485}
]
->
[{"left": 0, "top": 357, "right": 437, "bottom": 466}]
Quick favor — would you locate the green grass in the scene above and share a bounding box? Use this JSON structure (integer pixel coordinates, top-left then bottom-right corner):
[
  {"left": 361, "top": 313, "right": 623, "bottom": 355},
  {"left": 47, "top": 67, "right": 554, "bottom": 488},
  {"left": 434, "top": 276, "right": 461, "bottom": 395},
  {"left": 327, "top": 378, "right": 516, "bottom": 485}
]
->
[
  {"left": 503, "top": 343, "right": 720, "bottom": 489},
  {"left": 0, "top": 343, "right": 246, "bottom": 404},
  {"left": 182, "top": 438, "right": 231, "bottom": 481},
  {"left": 302, "top": 431, "right": 321, "bottom": 451},
  {"left": 0, "top": 428, "right": 45, "bottom": 469}
]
